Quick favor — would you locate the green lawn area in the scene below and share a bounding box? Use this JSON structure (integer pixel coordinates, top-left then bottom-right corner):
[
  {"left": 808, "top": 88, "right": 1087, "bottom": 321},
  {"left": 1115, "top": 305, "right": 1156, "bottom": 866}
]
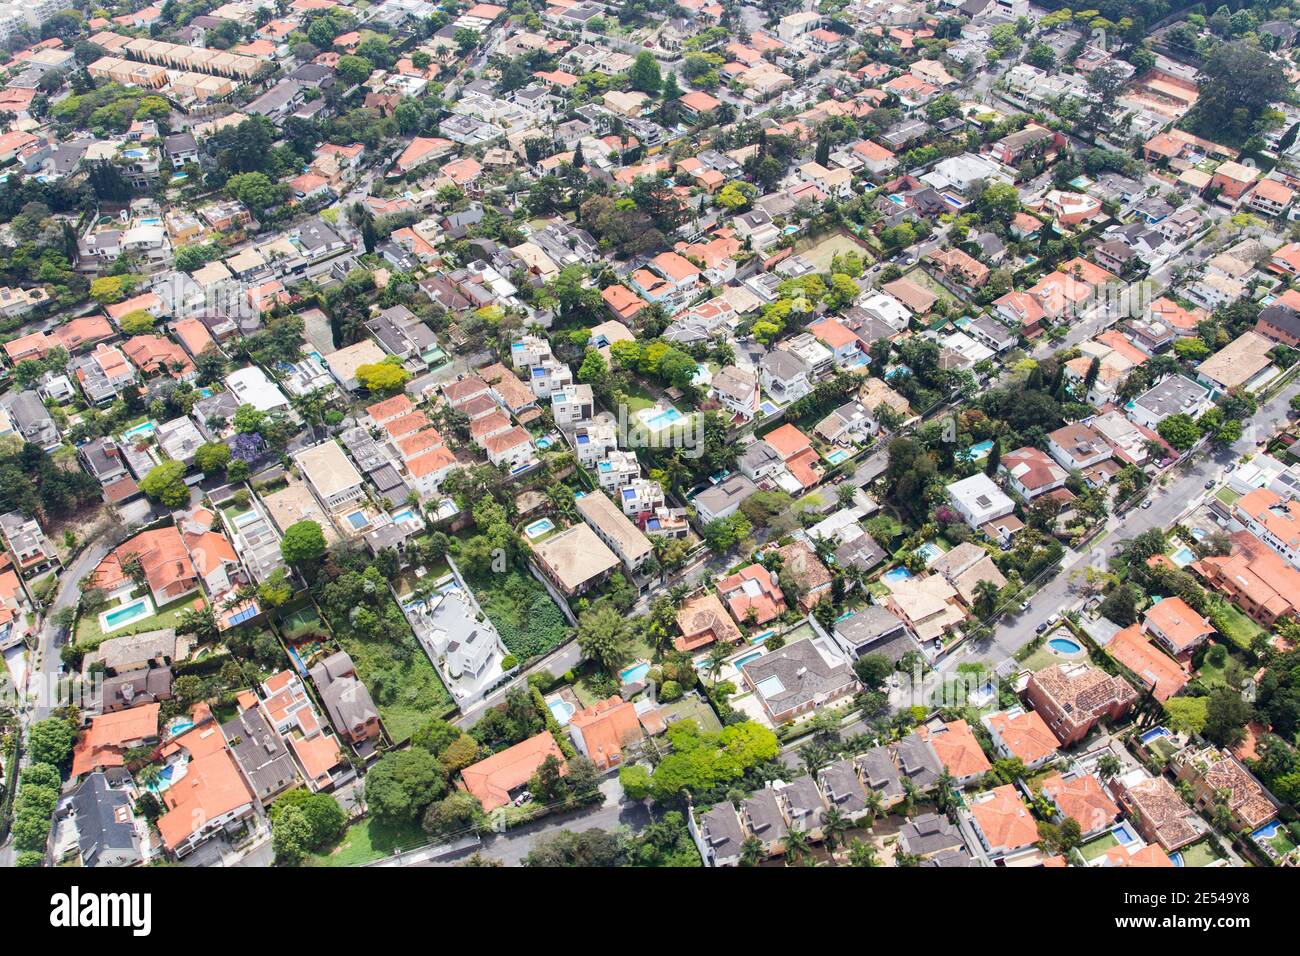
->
[
  {"left": 1195, "top": 652, "right": 1231, "bottom": 689},
  {"left": 1019, "top": 644, "right": 1065, "bottom": 673},
  {"left": 76, "top": 592, "right": 205, "bottom": 649},
  {"left": 1208, "top": 599, "right": 1264, "bottom": 652},
  {"left": 1265, "top": 827, "right": 1296, "bottom": 857},
  {"left": 794, "top": 230, "right": 873, "bottom": 271},
  {"left": 907, "top": 266, "right": 959, "bottom": 305},
  {"left": 464, "top": 566, "right": 569, "bottom": 661},
  {"left": 1079, "top": 831, "right": 1120, "bottom": 861},
  {"left": 337, "top": 624, "right": 451, "bottom": 743},
  {"left": 1215, "top": 486, "right": 1242, "bottom": 507},
  {"left": 620, "top": 382, "right": 657, "bottom": 413},
  {"left": 1178, "top": 839, "right": 1224, "bottom": 867},
  {"left": 306, "top": 815, "right": 427, "bottom": 867},
  {"left": 660, "top": 695, "right": 723, "bottom": 734}
]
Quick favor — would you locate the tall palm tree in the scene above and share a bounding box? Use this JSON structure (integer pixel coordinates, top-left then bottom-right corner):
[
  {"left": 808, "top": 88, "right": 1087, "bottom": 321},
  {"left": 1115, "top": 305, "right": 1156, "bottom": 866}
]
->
[
  {"left": 704, "top": 643, "right": 730, "bottom": 686},
  {"left": 822, "top": 806, "right": 850, "bottom": 853},
  {"left": 847, "top": 838, "right": 878, "bottom": 867},
  {"left": 863, "top": 789, "right": 884, "bottom": 829},
  {"left": 900, "top": 778, "right": 919, "bottom": 819},
  {"left": 739, "top": 836, "right": 764, "bottom": 867},
  {"left": 782, "top": 827, "right": 813, "bottom": 866},
  {"left": 973, "top": 578, "right": 1000, "bottom": 620}
]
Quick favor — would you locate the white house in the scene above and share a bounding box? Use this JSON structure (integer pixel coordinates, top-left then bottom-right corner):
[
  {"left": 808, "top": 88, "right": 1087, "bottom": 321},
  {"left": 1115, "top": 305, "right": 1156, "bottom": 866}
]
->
[{"left": 946, "top": 473, "right": 1015, "bottom": 530}]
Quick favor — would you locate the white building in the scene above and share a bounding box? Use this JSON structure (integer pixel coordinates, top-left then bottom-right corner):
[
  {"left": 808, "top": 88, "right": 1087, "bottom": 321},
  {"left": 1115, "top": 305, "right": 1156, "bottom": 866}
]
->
[{"left": 946, "top": 473, "right": 1015, "bottom": 530}]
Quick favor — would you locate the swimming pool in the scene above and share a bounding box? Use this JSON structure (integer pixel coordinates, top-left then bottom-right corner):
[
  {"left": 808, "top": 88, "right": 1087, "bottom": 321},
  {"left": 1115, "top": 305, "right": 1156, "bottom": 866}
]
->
[
  {"left": 882, "top": 567, "right": 912, "bottom": 584},
  {"left": 168, "top": 718, "right": 194, "bottom": 737},
  {"left": 122, "top": 421, "right": 156, "bottom": 441},
  {"left": 620, "top": 661, "right": 650, "bottom": 685},
  {"left": 536, "top": 436, "right": 553, "bottom": 450},
  {"left": 733, "top": 650, "right": 764, "bottom": 668},
  {"left": 546, "top": 695, "right": 575, "bottom": 726},
  {"left": 1140, "top": 726, "right": 1173, "bottom": 745},
  {"left": 1112, "top": 822, "right": 1138, "bottom": 846},
  {"left": 1170, "top": 545, "right": 1196, "bottom": 567},
  {"left": 524, "top": 518, "right": 555, "bottom": 539},
  {"left": 1049, "top": 637, "right": 1082, "bottom": 654},
  {"left": 759, "top": 401, "right": 779, "bottom": 416},
  {"left": 915, "top": 542, "right": 945, "bottom": 565},
  {"left": 825, "top": 449, "right": 849, "bottom": 465},
  {"left": 390, "top": 507, "right": 419, "bottom": 525},
  {"left": 961, "top": 439, "right": 994, "bottom": 462},
  {"left": 751, "top": 629, "right": 775, "bottom": 645},
  {"left": 231, "top": 509, "right": 261, "bottom": 528},
  {"left": 344, "top": 511, "right": 369, "bottom": 530},
  {"left": 639, "top": 406, "right": 685, "bottom": 432},
  {"left": 99, "top": 596, "right": 154, "bottom": 633}
]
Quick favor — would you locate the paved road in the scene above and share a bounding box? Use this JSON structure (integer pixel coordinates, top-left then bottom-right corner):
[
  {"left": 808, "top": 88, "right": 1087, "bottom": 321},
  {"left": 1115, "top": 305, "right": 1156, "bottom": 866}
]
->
[
  {"left": 28, "top": 540, "right": 111, "bottom": 721},
  {"left": 422, "top": 778, "right": 652, "bottom": 867},
  {"left": 943, "top": 374, "right": 1300, "bottom": 671}
]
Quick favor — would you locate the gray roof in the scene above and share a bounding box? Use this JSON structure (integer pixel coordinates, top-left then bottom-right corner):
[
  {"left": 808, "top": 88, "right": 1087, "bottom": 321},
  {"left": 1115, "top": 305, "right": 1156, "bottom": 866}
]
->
[
  {"left": 854, "top": 745, "right": 903, "bottom": 799},
  {"left": 699, "top": 803, "right": 745, "bottom": 860},
  {"left": 740, "top": 638, "right": 856, "bottom": 716},
  {"left": 920, "top": 846, "right": 976, "bottom": 866},
  {"left": 221, "top": 706, "right": 299, "bottom": 800},
  {"left": 1133, "top": 375, "right": 1210, "bottom": 418},
  {"left": 835, "top": 605, "right": 912, "bottom": 658},
  {"left": 890, "top": 732, "right": 943, "bottom": 790},
  {"left": 833, "top": 534, "right": 887, "bottom": 574},
  {"left": 70, "top": 772, "right": 141, "bottom": 868},
  {"left": 692, "top": 473, "right": 756, "bottom": 516},
  {"left": 898, "top": 811, "right": 966, "bottom": 858},
  {"left": 310, "top": 652, "right": 380, "bottom": 735},
  {"left": 761, "top": 347, "right": 809, "bottom": 382},
  {"left": 93, "top": 628, "right": 176, "bottom": 675},
  {"left": 819, "top": 757, "right": 869, "bottom": 814},
  {"left": 742, "top": 788, "right": 788, "bottom": 842},
  {"left": 101, "top": 667, "right": 172, "bottom": 712},
  {"left": 778, "top": 774, "right": 826, "bottom": 831}
]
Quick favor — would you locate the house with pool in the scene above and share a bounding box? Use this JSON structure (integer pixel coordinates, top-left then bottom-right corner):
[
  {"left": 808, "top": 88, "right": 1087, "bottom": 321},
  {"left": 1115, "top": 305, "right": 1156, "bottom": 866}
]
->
[
  {"left": 90, "top": 526, "right": 199, "bottom": 614},
  {"left": 403, "top": 583, "right": 509, "bottom": 709},
  {"left": 1026, "top": 661, "right": 1138, "bottom": 746}
]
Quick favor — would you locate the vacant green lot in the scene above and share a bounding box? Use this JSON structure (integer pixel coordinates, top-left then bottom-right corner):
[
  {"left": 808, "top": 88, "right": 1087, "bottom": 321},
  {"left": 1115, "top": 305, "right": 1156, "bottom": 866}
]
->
[
  {"left": 465, "top": 566, "right": 569, "bottom": 661},
  {"left": 306, "top": 815, "right": 426, "bottom": 867}
]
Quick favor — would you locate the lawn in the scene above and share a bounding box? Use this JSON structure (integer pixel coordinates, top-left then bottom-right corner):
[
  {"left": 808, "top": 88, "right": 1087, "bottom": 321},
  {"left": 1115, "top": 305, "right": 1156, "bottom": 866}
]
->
[
  {"left": 306, "top": 815, "right": 427, "bottom": 867},
  {"left": 1178, "top": 839, "right": 1224, "bottom": 867},
  {"left": 794, "top": 229, "right": 874, "bottom": 271},
  {"left": 620, "top": 381, "right": 657, "bottom": 414},
  {"left": 1265, "top": 827, "right": 1296, "bottom": 858},
  {"left": 279, "top": 604, "right": 326, "bottom": 641},
  {"left": 1019, "top": 644, "right": 1065, "bottom": 673},
  {"left": 660, "top": 694, "right": 723, "bottom": 734},
  {"left": 464, "top": 566, "right": 569, "bottom": 661},
  {"left": 76, "top": 592, "right": 205, "bottom": 649},
  {"left": 1208, "top": 599, "right": 1264, "bottom": 652},
  {"left": 906, "top": 266, "right": 959, "bottom": 305},
  {"left": 1078, "top": 831, "right": 1120, "bottom": 861},
  {"left": 1215, "top": 486, "right": 1242, "bottom": 507}
]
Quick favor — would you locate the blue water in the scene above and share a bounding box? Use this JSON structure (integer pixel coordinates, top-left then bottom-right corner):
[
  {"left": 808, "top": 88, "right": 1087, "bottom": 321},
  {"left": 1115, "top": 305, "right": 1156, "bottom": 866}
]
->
[
  {"left": 751, "top": 629, "right": 774, "bottom": 645},
  {"left": 1170, "top": 546, "right": 1196, "bottom": 567},
  {"left": 104, "top": 598, "right": 151, "bottom": 629},
  {"left": 620, "top": 661, "right": 650, "bottom": 685},
  {"left": 391, "top": 507, "right": 418, "bottom": 524},
  {"left": 1140, "top": 726, "right": 1172, "bottom": 745},
  {"left": 915, "top": 542, "right": 945, "bottom": 565},
  {"left": 537, "top": 436, "right": 553, "bottom": 449},
  {"left": 345, "top": 511, "right": 368, "bottom": 530},
  {"left": 122, "top": 421, "right": 156, "bottom": 440},
  {"left": 1113, "top": 823, "right": 1138, "bottom": 846},
  {"left": 1049, "top": 637, "right": 1081, "bottom": 654},
  {"left": 733, "top": 651, "right": 763, "bottom": 668},
  {"left": 1252, "top": 821, "right": 1281, "bottom": 842},
  {"left": 826, "top": 449, "right": 849, "bottom": 465},
  {"left": 882, "top": 567, "right": 911, "bottom": 584},
  {"left": 643, "top": 407, "right": 685, "bottom": 431},
  {"left": 546, "top": 695, "right": 575, "bottom": 726},
  {"left": 961, "top": 439, "right": 994, "bottom": 462},
  {"left": 524, "top": 518, "right": 554, "bottom": 539}
]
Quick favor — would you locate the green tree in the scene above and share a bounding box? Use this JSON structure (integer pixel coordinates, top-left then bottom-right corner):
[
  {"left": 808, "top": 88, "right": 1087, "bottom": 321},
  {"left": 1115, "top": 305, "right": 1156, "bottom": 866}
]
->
[
  {"left": 27, "top": 718, "right": 73, "bottom": 766},
  {"left": 629, "top": 50, "right": 661, "bottom": 95},
  {"left": 280, "top": 520, "right": 327, "bottom": 569},
  {"left": 140, "top": 460, "right": 190, "bottom": 508},
  {"left": 576, "top": 603, "right": 633, "bottom": 675},
  {"left": 364, "top": 749, "right": 447, "bottom": 825}
]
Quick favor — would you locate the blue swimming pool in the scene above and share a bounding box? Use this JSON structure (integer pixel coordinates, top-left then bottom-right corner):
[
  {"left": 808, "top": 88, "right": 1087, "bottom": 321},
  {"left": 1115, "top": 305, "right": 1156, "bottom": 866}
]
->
[
  {"left": 641, "top": 406, "right": 685, "bottom": 432},
  {"left": 546, "top": 695, "right": 575, "bottom": 726},
  {"left": 99, "top": 597, "right": 153, "bottom": 633},
  {"left": 620, "top": 661, "right": 650, "bottom": 685},
  {"left": 825, "top": 449, "right": 849, "bottom": 465},
  {"left": 391, "top": 507, "right": 418, "bottom": 524},
  {"left": 961, "top": 439, "right": 994, "bottom": 462},
  {"left": 1140, "top": 726, "right": 1173, "bottom": 745},
  {"left": 1252, "top": 821, "right": 1282, "bottom": 842},
  {"left": 345, "top": 511, "right": 368, "bottom": 530},
  {"left": 882, "top": 567, "right": 911, "bottom": 584},
  {"left": 536, "top": 436, "right": 553, "bottom": 449},
  {"left": 1112, "top": 822, "right": 1138, "bottom": 846},
  {"left": 122, "top": 421, "right": 156, "bottom": 441},
  {"left": 1049, "top": 637, "right": 1082, "bottom": 654},
  {"left": 524, "top": 518, "right": 555, "bottom": 539},
  {"left": 733, "top": 650, "right": 764, "bottom": 668},
  {"left": 1170, "top": 546, "right": 1196, "bottom": 567},
  {"left": 915, "top": 542, "right": 945, "bottom": 565}
]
